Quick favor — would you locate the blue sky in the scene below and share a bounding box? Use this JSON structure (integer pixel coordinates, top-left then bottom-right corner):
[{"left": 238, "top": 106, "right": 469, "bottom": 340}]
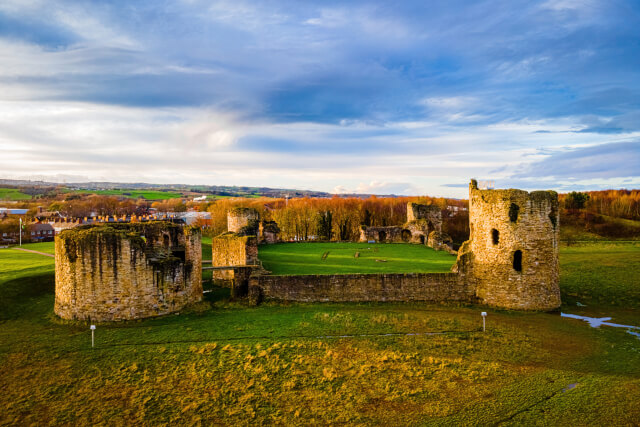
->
[{"left": 0, "top": 0, "right": 639, "bottom": 197}]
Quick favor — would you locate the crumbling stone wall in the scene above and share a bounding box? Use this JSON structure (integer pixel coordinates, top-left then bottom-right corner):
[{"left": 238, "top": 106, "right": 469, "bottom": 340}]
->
[
  {"left": 249, "top": 272, "right": 472, "bottom": 304},
  {"left": 359, "top": 226, "right": 405, "bottom": 243},
  {"left": 407, "top": 202, "right": 442, "bottom": 233},
  {"left": 259, "top": 220, "right": 280, "bottom": 244},
  {"left": 54, "top": 222, "right": 202, "bottom": 321},
  {"left": 454, "top": 180, "right": 560, "bottom": 310},
  {"left": 228, "top": 207, "right": 259, "bottom": 235},
  {"left": 428, "top": 231, "right": 456, "bottom": 254},
  {"left": 359, "top": 203, "right": 444, "bottom": 245},
  {"left": 211, "top": 233, "right": 258, "bottom": 280}
]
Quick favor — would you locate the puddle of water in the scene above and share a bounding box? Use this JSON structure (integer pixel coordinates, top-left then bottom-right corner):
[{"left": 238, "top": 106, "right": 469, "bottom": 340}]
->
[
  {"left": 562, "top": 383, "right": 578, "bottom": 392},
  {"left": 561, "top": 313, "right": 640, "bottom": 339}
]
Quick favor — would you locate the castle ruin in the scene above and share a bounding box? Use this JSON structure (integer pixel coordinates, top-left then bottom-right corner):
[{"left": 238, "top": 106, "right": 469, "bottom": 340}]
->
[
  {"left": 54, "top": 222, "right": 202, "bottom": 321},
  {"left": 212, "top": 207, "right": 262, "bottom": 281},
  {"left": 53, "top": 180, "right": 561, "bottom": 320},
  {"left": 252, "top": 180, "right": 561, "bottom": 311},
  {"left": 359, "top": 202, "right": 453, "bottom": 252},
  {"left": 454, "top": 179, "right": 560, "bottom": 310}
]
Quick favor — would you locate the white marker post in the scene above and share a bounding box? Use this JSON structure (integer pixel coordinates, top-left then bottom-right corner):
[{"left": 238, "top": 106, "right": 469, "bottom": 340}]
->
[
  {"left": 481, "top": 312, "right": 487, "bottom": 332},
  {"left": 19, "top": 218, "right": 22, "bottom": 246},
  {"left": 90, "top": 325, "right": 96, "bottom": 348}
]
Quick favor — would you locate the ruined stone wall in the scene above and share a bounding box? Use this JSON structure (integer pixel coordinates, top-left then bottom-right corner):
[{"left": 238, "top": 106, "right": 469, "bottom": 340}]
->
[
  {"left": 404, "top": 220, "right": 429, "bottom": 244},
  {"left": 259, "top": 220, "right": 280, "bottom": 244},
  {"left": 407, "top": 203, "right": 442, "bottom": 233},
  {"left": 227, "top": 207, "right": 259, "bottom": 235},
  {"left": 211, "top": 233, "right": 258, "bottom": 280},
  {"left": 455, "top": 180, "right": 560, "bottom": 310},
  {"left": 427, "top": 231, "right": 456, "bottom": 254},
  {"left": 54, "top": 222, "right": 202, "bottom": 321},
  {"left": 250, "top": 272, "right": 472, "bottom": 303},
  {"left": 359, "top": 226, "right": 405, "bottom": 243}
]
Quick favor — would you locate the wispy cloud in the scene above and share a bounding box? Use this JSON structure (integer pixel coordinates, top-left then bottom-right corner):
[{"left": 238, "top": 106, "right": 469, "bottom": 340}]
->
[{"left": 0, "top": 0, "right": 638, "bottom": 195}]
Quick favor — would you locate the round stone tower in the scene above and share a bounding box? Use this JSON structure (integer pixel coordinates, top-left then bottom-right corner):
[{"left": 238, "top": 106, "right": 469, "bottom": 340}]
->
[
  {"left": 55, "top": 222, "right": 202, "bottom": 321},
  {"left": 456, "top": 180, "right": 560, "bottom": 310},
  {"left": 227, "top": 207, "right": 259, "bottom": 235}
]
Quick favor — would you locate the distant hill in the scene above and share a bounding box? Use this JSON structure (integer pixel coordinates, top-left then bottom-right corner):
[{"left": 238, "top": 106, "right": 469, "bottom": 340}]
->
[{"left": 0, "top": 179, "right": 400, "bottom": 200}]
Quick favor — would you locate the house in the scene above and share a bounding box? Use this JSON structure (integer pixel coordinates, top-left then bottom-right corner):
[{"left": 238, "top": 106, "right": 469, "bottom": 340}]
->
[{"left": 29, "top": 223, "right": 55, "bottom": 242}]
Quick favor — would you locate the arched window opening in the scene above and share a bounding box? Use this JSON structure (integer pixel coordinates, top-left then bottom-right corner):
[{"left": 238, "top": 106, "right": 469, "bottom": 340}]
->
[
  {"left": 513, "top": 250, "right": 523, "bottom": 272},
  {"left": 378, "top": 230, "right": 387, "bottom": 242},
  {"left": 492, "top": 229, "right": 499, "bottom": 245},
  {"left": 419, "top": 235, "right": 425, "bottom": 245},
  {"left": 509, "top": 203, "right": 520, "bottom": 222}
]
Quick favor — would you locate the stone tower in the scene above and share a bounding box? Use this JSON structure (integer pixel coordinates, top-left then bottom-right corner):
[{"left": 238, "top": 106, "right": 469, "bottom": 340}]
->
[
  {"left": 456, "top": 179, "right": 560, "bottom": 310},
  {"left": 227, "top": 207, "right": 259, "bottom": 235},
  {"left": 55, "top": 222, "right": 202, "bottom": 321}
]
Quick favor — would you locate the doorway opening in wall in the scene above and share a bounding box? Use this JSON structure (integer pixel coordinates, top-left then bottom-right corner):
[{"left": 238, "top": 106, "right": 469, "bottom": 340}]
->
[
  {"left": 492, "top": 229, "right": 499, "bottom": 245},
  {"left": 513, "top": 250, "right": 522, "bottom": 272},
  {"left": 419, "top": 235, "right": 425, "bottom": 244},
  {"left": 378, "top": 231, "right": 387, "bottom": 242}
]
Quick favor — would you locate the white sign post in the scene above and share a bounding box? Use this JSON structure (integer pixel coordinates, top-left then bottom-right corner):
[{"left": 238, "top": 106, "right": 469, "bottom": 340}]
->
[
  {"left": 19, "top": 218, "right": 22, "bottom": 246},
  {"left": 481, "top": 312, "right": 487, "bottom": 332},
  {"left": 90, "top": 325, "right": 96, "bottom": 348}
]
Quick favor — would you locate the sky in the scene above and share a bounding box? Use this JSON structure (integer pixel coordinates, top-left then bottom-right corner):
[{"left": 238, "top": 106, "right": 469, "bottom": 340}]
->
[{"left": 0, "top": 0, "right": 639, "bottom": 197}]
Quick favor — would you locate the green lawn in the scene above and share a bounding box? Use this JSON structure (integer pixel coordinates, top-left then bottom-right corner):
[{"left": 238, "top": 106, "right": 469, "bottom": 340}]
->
[
  {"left": 0, "top": 187, "right": 32, "bottom": 200},
  {"left": 72, "top": 189, "right": 184, "bottom": 200},
  {"left": 0, "top": 241, "right": 639, "bottom": 424},
  {"left": 14, "top": 241, "right": 56, "bottom": 254},
  {"left": 259, "top": 242, "right": 457, "bottom": 275}
]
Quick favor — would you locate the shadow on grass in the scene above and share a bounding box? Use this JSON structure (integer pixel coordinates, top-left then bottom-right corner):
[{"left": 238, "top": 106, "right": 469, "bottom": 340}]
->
[{"left": 0, "top": 272, "right": 55, "bottom": 320}]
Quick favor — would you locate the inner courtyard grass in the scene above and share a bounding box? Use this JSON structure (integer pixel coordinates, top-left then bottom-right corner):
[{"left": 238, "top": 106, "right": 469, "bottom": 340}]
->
[
  {"left": 0, "top": 240, "right": 639, "bottom": 424},
  {"left": 259, "top": 242, "right": 457, "bottom": 275}
]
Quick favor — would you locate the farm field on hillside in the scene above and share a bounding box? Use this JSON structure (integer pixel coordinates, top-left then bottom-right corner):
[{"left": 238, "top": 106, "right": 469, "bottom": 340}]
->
[
  {"left": 71, "top": 189, "right": 184, "bottom": 200},
  {"left": 259, "top": 242, "right": 457, "bottom": 275},
  {"left": 0, "top": 187, "right": 32, "bottom": 201},
  {"left": 0, "top": 241, "right": 639, "bottom": 424}
]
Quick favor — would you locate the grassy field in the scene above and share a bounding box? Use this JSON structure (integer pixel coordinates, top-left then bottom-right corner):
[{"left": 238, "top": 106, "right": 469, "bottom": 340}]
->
[
  {"left": 0, "top": 241, "right": 639, "bottom": 424},
  {"left": 259, "top": 242, "right": 457, "bottom": 275},
  {"left": 0, "top": 187, "right": 32, "bottom": 201},
  {"left": 72, "top": 189, "right": 184, "bottom": 200}
]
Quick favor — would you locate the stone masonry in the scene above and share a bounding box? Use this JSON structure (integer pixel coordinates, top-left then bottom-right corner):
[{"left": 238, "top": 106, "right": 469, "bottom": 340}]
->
[
  {"left": 454, "top": 180, "right": 560, "bottom": 310},
  {"left": 359, "top": 202, "right": 448, "bottom": 248},
  {"left": 250, "top": 272, "right": 472, "bottom": 304},
  {"left": 227, "top": 207, "right": 259, "bottom": 235},
  {"left": 211, "top": 233, "right": 259, "bottom": 280},
  {"left": 54, "top": 222, "right": 202, "bottom": 321}
]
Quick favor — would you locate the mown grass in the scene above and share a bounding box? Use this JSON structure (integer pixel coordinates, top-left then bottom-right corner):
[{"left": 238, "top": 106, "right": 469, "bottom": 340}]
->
[
  {"left": 71, "top": 189, "right": 184, "bottom": 200},
  {"left": 560, "top": 241, "right": 640, "bottom": 324},
  {"left": 0, "top": 241, "right": 639, "bottom": 424},
  {"left": 259, "top": 242, "right": 457, "bottom": 275},
  {"left": 0, "top": 187, "right": 32, "bottom": 200},
  {"left": 13, "top": 241, "right": 56, "bottom": 254}
]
